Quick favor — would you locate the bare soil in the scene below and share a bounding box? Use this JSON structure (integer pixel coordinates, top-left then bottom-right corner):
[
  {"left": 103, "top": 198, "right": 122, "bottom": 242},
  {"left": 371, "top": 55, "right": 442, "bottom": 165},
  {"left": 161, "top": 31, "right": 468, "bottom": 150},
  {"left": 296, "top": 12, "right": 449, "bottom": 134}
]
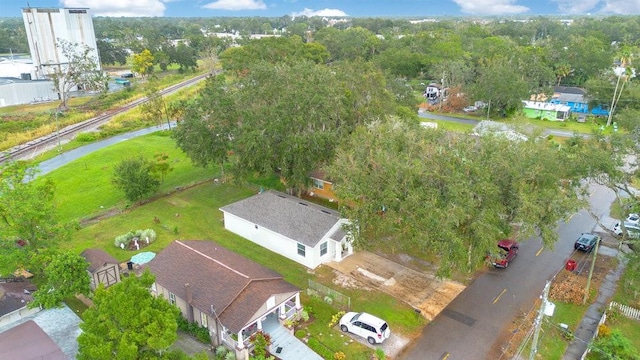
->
[{"left": 326, "top": 251, "right": 465, "bottom": 321}]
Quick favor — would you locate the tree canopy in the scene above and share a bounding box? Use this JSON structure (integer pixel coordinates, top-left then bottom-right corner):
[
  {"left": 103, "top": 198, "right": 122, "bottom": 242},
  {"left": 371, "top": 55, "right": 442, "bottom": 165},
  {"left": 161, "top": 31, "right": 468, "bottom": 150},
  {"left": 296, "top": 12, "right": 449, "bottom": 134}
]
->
[
  {"left": 78, "top": 271, "right": 180, "bottom": 360},
  {"left": 327, "top": 118, "right": 591, "bottom": 275}
]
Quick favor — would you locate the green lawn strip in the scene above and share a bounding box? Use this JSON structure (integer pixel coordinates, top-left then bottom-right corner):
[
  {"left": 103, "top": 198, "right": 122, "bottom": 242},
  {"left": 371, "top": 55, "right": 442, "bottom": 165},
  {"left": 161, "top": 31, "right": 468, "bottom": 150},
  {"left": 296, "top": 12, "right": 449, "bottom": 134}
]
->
[
  {"left": 608, "top": 317, "right": 640, "bottom": 353},
  {"left": 537, "top": 301, "right": 589, "bottom": 359},
  {"left": 39, "top": 132, "right": 214, "bottom": 222}
]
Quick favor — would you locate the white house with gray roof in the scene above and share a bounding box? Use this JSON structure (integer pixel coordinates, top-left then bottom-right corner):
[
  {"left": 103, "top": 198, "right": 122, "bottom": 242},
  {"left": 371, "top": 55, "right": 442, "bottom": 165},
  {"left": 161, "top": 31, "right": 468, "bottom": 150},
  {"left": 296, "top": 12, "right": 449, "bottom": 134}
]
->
[{"left": 219, "top": 190, "right": 353, "bottom": 269}]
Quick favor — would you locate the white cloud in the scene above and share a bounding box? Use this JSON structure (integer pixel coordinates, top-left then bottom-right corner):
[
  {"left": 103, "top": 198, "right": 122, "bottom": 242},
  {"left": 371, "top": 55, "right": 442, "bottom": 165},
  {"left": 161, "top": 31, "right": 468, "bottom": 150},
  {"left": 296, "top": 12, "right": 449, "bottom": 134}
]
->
[
  {"left": 452, "top": 0, "right": 529, "bottom": 15},
  {"left": 552, "top": 0, "right": 600, "bottom": 14},
  {"left": 291, "top": 8, "right": 348, "bottom": 17},
  {"left": 62, "top": 0, "right": 166, "bottom": 17},
  {"left": 202, "top": 0, "right": 267, "bottom": 11},
  {"left": 600, "top": 0, "right": 640, "bottom": 14}
]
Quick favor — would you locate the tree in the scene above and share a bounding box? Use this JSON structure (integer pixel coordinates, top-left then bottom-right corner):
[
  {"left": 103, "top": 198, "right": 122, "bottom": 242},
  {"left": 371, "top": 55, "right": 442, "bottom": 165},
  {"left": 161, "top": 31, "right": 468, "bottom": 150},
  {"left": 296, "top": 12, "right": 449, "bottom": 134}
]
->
[
  {"left": 77, "top": 271, "right": 180, "bottom": 360},
  {"left": 96, "top": 39, "right": 128, "bottom": 66},
  {"left": 471, "top": 56, "right": 531, "bottom": 117},
  {"left": 140, "top": 80, "right": 168, "bottom": 128},
  {"left": 132, "top": 49, "right": 155, "bottom": 78},
  {"left": 327, "top": 118, "right": 586, "bottom": 276},
  {"left": 112, "top": 157, "right": 161, "bottom": 203},
  {"left": 31, "top": 251, "right": 90, "bottom": 309},
  {"left": 590, "top": 329, "right": 640, "bottom": 360},
  {"left": 0, "top": 162, "right": 69, "bottom": 272},
  {"left": 174, "top": 61, "right": 394, "bottom": 193},
  {"left": 49, "top": 39, "right": 108, "bottom": 109}
]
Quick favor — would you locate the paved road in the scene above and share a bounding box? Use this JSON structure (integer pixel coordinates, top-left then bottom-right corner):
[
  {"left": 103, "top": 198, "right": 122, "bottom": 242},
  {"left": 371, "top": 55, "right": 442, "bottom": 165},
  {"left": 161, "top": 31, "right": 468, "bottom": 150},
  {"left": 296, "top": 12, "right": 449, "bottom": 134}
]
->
[
  {"left": 418, "top": 111, "right": 590, "bottom": 138},
  {"left": 399, "top": 183, "right": 616, "bottom": 360},
  {"left": 33, "top": 122, "right": 175, "bottom": 179}
]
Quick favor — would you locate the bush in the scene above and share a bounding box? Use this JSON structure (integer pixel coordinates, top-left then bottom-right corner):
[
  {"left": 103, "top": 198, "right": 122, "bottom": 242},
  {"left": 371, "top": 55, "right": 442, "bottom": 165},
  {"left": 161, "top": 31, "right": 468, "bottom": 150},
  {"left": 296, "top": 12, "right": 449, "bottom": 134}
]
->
[
  {"left": 114, "top": 228, "right": 157, "bottom": 248},
  {"left": 176, "top": 315, "right": 211, "bottom": 344},
  {"left": 75, "top": 132, "right": 98, "bottom": 143},
  {"left": 334, "top": 351, "right": 346, "bottom": 360},
  {"left": 329, "top": 311, "right": 345, "bottom": 328},
  {"left": 307, "top": 337, "right": 334, "bottom": 359}
]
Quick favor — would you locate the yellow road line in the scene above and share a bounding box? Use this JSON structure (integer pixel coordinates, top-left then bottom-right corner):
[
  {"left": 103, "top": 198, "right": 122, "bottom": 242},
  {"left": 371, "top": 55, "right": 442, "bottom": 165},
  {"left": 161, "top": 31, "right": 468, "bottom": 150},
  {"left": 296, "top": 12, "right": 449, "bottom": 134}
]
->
[
  {"left": 493, "top": 289, "right": 507, "bottom": 304},
  {"left": 536, "top": 246, "right": 544, "bottom": 256}
]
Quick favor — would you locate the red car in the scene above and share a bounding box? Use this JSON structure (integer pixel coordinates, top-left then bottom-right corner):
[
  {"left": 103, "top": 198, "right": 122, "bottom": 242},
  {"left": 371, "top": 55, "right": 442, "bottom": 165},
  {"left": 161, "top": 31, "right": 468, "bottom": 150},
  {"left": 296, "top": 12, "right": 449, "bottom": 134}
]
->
[{"left": 489, "top": 239, "right": 519, "bottom": 268}]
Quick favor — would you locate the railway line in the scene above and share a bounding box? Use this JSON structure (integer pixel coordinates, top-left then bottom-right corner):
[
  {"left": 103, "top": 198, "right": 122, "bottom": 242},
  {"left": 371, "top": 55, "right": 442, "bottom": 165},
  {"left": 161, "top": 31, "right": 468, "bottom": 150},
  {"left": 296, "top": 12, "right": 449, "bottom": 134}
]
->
[{"left": 0, "top": 72, "right": 210, "bottom": 164}]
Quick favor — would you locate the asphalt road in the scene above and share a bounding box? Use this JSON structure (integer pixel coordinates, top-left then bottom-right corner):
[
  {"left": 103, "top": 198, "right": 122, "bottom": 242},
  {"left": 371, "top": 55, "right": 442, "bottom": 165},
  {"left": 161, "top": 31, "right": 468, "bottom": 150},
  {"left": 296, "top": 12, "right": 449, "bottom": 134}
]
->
[
  {"left": 399, "top": 183, "right": 616, "bottom": 360},
  {"left": 418, "top": 111, "right": 589, "bottom": 138}
]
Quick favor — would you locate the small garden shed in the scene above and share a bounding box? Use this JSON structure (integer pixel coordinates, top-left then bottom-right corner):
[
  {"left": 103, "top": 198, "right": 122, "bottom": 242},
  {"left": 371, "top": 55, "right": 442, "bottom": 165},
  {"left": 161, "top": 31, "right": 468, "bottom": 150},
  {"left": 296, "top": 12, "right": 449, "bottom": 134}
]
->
[{"left": 80, "top": 248, "right": 121, "bottom": 290}]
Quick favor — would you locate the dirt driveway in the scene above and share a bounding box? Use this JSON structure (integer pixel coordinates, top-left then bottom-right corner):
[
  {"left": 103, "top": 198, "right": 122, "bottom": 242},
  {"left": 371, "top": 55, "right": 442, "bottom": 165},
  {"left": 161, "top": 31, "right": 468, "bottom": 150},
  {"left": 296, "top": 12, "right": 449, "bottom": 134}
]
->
[{"left": 326, "top": 252, "right": 465, "bottom": 321}]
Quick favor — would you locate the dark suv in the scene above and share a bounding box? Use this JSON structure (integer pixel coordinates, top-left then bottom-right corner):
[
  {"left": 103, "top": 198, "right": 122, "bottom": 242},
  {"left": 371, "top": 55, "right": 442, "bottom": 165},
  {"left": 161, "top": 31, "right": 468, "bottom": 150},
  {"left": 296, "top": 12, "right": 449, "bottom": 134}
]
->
[{"left": 574, "top": 233, "right": 600, "bottom": 252}]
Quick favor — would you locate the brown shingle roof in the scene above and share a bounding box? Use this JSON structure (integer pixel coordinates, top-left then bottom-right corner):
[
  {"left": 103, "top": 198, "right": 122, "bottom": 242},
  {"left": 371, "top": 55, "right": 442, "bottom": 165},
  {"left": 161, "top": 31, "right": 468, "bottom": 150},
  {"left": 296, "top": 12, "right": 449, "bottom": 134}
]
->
[
  {"left": 80, "top": 248, "right": 119, "bottom": 272},
  {"left": 0, "top": 320, "right": 65, "bottom": 360},
  {"left": 148, "top": 240, "right": 299, "bottom": 333}
]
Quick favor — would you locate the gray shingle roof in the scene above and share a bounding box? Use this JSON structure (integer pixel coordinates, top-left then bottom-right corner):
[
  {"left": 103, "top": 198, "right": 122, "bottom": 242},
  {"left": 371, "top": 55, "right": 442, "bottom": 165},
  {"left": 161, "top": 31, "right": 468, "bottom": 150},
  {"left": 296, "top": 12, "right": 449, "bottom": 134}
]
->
[
  {"left": 148, "top": 240, "right": 299, "bottom": 333},
  {"left": 219, "top": 190, "right": 344, "bottom": 247}
]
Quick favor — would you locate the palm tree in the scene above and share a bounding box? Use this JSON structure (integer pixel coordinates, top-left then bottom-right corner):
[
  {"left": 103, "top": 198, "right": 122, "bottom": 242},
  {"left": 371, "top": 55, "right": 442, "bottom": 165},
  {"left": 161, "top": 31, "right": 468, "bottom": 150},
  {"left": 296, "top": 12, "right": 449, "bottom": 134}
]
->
[
  {"left": 607, "top": 46, "right": 635, "bottom": 127},
  {"left": 555, "top": 63, "right": 572, "bottom": 86}
]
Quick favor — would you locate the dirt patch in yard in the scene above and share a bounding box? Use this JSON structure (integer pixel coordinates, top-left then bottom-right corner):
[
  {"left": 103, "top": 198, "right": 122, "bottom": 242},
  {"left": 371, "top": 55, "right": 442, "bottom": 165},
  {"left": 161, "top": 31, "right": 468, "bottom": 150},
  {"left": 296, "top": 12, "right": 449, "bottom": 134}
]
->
[{"left": 326, "top": 252, "right": 465, "bottom": 321}]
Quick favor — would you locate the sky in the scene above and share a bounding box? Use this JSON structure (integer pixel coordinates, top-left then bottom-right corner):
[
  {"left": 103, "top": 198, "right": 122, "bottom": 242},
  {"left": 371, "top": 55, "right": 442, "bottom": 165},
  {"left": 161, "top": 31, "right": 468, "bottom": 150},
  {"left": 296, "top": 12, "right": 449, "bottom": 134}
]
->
[{"left": 1, "top": 0, "right": 639, "bottom": 18}]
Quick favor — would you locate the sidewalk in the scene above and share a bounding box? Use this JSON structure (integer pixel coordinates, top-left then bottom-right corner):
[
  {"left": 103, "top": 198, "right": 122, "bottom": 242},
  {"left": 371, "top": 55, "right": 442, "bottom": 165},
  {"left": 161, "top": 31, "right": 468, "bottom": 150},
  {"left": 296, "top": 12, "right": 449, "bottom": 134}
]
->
[{"left": 561, "top": 247, "right": 628, "bottom": 360}]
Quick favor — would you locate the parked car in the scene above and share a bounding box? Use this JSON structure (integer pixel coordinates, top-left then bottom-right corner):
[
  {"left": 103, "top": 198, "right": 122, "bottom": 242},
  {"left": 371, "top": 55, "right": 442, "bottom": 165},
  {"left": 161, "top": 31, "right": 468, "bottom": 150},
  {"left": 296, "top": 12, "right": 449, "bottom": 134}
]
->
[
  {"left": 463, "top": 105, "right": 478, "bottom": 113},
  {"left": 574, "top": 233, "right": 600, "bottom": 252},
  {"left": 612, "top": 221, "right": 640, "bottom": 238},
  {"left": 339, "top": 312, "right": 390, "bottom": 345},
  {"left": 626, "top": 213, "right": 640, "bottom": 225},
  {"left": 488, "top": 239, "right": 519, "bottom": 268}
]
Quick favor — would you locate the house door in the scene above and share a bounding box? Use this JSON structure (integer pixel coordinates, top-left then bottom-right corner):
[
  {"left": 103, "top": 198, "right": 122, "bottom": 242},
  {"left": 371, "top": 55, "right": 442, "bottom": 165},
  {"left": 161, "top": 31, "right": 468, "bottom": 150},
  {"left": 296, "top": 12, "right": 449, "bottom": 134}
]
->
[{"left": 96, "top": 266, "right": 118, "bottom": 287}]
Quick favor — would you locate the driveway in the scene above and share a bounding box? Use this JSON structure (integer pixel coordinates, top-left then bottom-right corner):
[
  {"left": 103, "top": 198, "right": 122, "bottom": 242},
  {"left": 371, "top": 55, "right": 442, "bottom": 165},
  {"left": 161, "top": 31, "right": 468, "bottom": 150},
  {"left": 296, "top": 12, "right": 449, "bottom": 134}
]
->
[{"left": 327, "top": 252, "right": 465, "bottom": 321}]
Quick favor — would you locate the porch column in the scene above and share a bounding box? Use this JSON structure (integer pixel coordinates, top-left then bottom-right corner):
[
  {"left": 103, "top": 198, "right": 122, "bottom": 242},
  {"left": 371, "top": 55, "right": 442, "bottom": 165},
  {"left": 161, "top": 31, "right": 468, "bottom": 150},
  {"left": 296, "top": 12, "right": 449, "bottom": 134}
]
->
[
  {"left": 279, "top": 303, "right": 286, "bottom": 319},
  {"left": 347, "top": 242, "right": 354, "bottom": 256},
  {"left": 257, "top": 318, "right": 263, "bottom": 331},
  {"left": 335, "top": 241, "right": 343, "bottom": 262},
  {"left": 237, "top": 332, "right": 245, "bottom": 349},
  {"left": 295, "top": 293, "right": 301, "bottom": 310}
]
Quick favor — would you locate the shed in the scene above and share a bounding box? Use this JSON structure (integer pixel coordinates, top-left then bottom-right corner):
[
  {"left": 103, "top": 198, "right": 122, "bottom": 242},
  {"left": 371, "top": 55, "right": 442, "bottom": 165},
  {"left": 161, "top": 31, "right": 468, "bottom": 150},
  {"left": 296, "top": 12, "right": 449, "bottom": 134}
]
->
[{"left": 80, "top": 248, "right": 121, "bottom": 290}]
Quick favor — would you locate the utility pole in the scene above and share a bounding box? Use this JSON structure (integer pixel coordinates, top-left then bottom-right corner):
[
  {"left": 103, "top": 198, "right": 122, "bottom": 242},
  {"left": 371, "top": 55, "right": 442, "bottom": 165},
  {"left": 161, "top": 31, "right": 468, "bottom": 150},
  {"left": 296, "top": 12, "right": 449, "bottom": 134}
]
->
[
  {"left": 583, "top": 238, "right": 600, "bottom": 304},
  {"left": 530, "top": 280, "right": 551, "bottom": 360}
]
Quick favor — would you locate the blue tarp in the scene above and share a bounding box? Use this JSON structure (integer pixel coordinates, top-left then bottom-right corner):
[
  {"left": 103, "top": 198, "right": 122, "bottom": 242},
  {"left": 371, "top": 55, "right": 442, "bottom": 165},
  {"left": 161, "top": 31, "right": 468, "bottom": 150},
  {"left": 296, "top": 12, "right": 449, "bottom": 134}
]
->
[{"left": 130, "top": 251, "right": 156, "bottom": 265}]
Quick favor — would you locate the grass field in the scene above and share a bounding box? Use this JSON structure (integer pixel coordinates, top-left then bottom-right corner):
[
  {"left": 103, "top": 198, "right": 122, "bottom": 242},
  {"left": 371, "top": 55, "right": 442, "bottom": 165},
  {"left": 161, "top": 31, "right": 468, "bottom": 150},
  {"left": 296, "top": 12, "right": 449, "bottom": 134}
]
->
[{"left": 38, "top": 131, "right": 425, "bottom": 359}]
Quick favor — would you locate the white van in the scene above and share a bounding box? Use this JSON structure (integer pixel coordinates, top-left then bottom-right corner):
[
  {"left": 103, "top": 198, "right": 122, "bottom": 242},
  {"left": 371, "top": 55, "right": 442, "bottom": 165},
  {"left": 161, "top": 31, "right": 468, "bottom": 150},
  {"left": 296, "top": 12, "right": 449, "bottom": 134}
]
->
[{"left": 613, "top": 221, "right": 640, "bottom": 239}]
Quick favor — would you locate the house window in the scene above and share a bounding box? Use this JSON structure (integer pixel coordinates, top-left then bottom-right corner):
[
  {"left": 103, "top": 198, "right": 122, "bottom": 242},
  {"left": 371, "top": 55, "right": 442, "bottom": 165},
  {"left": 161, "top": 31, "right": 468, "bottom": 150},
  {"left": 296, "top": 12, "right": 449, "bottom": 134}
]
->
[
  {"left": 201, "top": 311, "right": 208, "bottom": 328},
  {"left": 297, "top": 243, "right": 306, "bottom": 257},
  {"left": 169, "top": 292, "right": 176, "bottom": 305},
  {"left": 312, "top": 179, "right": 324, "bottom": 189},
  {"left": 320, "top": 242, "right": 328, "bottom": 256}
]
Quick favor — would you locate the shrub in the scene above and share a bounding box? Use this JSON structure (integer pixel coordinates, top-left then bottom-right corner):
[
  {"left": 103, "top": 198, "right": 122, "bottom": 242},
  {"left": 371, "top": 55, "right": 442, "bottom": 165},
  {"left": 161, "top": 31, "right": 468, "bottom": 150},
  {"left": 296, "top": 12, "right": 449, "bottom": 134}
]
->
[
  {"left": 176, "top": 316, "right": 211, "bottom": 344},
  {"left": 307, "top": 337, "right": 334, "bottom": 359},
  {"left": 598, "top": 324, "right": 611, "bottom": 338},
  {"left": 334, "top": 351, "right": 346, "bottom": 360},
  {"left": 294, "top": 330, "right": 306, "bottom": 339},
  {"left": 113, "top": 229, "right": 157, "bottom": 248},
  {"left": 329, "top": 311, "right": 345, "bottom": 328},
  {"left": 75, "top": 132, "right": 98, "bottom": 143}
]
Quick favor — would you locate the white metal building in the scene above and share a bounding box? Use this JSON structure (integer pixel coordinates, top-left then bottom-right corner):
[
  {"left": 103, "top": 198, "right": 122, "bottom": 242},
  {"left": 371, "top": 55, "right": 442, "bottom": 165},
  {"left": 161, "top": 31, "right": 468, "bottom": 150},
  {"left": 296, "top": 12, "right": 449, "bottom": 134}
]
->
[{"left": 22, "top": 7, "right": 100, "bottom": 80}]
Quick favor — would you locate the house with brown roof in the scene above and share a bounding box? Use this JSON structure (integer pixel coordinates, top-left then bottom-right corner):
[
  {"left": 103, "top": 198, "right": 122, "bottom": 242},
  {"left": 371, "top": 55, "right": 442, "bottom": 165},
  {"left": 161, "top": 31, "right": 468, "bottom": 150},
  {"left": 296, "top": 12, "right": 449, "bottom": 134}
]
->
[
  {"left": 80, "top": 248, "right": 121, "bottom": 290},
  {"left": 0, "top": 320, "right": 66, "bottom": 360},
  {"left": 0, "top": 280, "right": 39, "bottom": 328},
  {"left": 148, "top": 240, "right": 302, "bottom": 360},
  {"left": 219, "top": 190, "right": 354, "bottom": 269}
]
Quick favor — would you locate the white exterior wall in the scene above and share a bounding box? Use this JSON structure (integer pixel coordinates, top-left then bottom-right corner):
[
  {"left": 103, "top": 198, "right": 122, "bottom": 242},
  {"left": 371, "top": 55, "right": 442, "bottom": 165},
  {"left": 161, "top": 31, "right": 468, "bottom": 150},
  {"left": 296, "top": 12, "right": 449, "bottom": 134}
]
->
[
  {"left": 22, "top": 7, "right": 100, "bottom": 79},
  {"left": 0, "top": 80, "right": 58, "bottom": 107},
  {"left": 223, "top": 213, "right": 321, "bottom": 269}
]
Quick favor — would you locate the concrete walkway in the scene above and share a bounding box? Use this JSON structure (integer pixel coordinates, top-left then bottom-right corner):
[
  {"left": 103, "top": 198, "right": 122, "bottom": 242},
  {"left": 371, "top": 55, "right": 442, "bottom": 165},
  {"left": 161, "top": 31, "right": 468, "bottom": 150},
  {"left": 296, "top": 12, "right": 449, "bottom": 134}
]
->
[
  {"left": 561, "top": 251, "right": 628, "bottom": 360},
  {"left": 263, "top": 313, "right": 323, "bottom": 360}
]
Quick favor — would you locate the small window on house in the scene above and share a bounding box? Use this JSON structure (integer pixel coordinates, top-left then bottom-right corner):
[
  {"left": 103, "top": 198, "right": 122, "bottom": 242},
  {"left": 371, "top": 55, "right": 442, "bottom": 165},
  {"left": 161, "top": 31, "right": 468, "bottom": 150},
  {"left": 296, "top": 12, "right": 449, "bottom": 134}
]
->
[
  {"left": 201, "top": 311, "right": 208, "bottom": 328},
  {"left": 320, "top": 242, "right": 328, "bottom": 256},
  {"left": 312, "top": 179, "right": 324, "bottom": 189},
  {"left": 169, "top": 292, "right": 176, "bottom": 305},
  {"left": 267, "top": 296, "right": 275, "bottom": 309},
  {"left": 297, "top": 243, "right": 306, "bottom": 257}
]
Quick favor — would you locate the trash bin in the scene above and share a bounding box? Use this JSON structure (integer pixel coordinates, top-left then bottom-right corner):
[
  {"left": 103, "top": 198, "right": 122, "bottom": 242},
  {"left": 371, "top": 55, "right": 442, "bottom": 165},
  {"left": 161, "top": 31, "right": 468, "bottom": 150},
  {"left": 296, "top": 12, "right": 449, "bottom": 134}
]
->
[
  {"left": 565, "top": 259, "right": 577, "bottom": 271},
  {"left": 127, "top": 261, "right": 133, "bottom": 270}
]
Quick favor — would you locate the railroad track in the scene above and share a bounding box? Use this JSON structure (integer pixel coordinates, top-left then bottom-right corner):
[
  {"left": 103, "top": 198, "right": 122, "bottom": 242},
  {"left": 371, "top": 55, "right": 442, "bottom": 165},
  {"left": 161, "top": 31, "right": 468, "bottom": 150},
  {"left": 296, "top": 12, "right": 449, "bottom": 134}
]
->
[{"left": 0, "top": 72, "right": 210, "bottom": 164}]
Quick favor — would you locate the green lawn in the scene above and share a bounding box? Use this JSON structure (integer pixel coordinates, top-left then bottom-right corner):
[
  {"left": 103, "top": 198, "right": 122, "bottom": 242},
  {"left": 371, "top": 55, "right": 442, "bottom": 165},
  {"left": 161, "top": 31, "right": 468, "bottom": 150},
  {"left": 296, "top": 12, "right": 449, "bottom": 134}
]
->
[
  {"left": 40, "top": 130, "right": 424, "bottom": 359},
  {"left": 536, "top": 301, "right": 590, "bottom": 359}
]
